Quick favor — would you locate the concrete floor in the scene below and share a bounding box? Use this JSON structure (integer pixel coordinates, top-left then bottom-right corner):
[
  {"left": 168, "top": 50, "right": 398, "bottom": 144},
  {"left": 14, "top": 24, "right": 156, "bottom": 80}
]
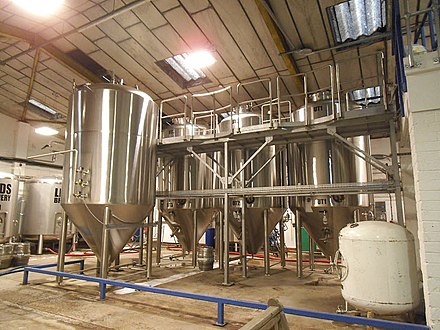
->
[{"left": 0, "top": 248, "right": 399, "bottom": 329}]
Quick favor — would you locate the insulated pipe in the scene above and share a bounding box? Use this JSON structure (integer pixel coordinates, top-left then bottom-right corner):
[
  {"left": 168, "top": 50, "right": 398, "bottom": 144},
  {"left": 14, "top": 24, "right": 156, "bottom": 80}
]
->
[
  {"left": 263, "top": 209, "right": 270, "bottom": 276},
  {"left": 56, "top": 212, "right": 68, "bottom": 284},
  {"left": 100, "top": 207, "right": 111, "bottom": 279},
  {"left": 146, "top": 211, "right": 154, "bottom": 279},
  {"left": 295, "top": 210, "right": 303, "bottom": 278},
  {"left": 241, "top": 197, "right": 247, "bottom": 278}
]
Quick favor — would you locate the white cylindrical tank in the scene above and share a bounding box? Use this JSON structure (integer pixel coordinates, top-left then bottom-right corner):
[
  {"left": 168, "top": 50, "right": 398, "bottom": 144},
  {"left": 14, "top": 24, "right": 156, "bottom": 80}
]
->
[{"left": 338, "top": 221, "right": 419, "bottom": 315}]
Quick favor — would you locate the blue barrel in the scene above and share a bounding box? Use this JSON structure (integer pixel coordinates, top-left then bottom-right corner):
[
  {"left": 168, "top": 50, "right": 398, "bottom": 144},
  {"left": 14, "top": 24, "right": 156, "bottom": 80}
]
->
[{"left": 206, "top": 228, "right": 215, "bottom": 247}]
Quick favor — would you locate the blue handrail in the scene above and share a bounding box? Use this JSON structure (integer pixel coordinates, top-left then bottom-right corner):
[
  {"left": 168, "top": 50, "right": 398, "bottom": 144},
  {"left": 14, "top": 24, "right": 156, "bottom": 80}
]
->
[{"left": 22, "top": 263, "right": 429, "bottom": 329}]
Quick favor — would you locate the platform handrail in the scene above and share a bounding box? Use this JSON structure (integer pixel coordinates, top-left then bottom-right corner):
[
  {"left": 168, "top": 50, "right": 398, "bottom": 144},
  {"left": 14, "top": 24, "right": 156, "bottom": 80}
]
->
[{"left": 22, "top": 265, "right": 428, "bottom": 329}]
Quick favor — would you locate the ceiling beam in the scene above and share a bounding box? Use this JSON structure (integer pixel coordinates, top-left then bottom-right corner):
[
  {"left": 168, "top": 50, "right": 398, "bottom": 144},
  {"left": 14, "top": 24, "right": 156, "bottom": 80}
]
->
[
  {"left": 254, "top": 0, "right": 304, "bottom": 93},
  {"left": 0, "top": 22, "right": 102, "bottom": 83}
]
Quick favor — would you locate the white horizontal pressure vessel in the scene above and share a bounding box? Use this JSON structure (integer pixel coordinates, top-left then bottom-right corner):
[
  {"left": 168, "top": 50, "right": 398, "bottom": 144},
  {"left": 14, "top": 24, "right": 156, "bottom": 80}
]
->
[{"left": 338, "top": 221, "right": 420, "bottom": 315}]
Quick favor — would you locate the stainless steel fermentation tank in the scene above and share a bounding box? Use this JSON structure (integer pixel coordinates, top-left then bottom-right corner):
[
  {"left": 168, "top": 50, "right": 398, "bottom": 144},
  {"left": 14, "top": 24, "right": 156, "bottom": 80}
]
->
[
  {"left": 22, "top": 178, "right": 71, "bottom": 242},
  {"left": 289, "top": 93, "right": 371, "bottom": 257},
  {"left": 0, "top": 176, "right": 20, "bottom": 243},
  {"left": 218, "top": 110, "right": 285, "bottom": 254},
  {"left": 62, "top": 83, "right": 158, "bottom": 265},
  {"left": 160, "top": 119, "right": 218, "bottom": 252}
]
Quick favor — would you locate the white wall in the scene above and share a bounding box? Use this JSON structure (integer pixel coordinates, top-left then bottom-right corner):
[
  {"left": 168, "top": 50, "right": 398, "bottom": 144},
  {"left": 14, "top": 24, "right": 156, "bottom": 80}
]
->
[{"left": 0, "top": 112, "right": 64, "bottom": 178}]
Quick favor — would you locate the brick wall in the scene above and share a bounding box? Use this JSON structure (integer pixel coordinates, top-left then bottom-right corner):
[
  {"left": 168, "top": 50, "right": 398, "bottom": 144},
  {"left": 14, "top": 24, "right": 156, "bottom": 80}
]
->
[{"left": 406, "top": 52, "right": 440, "bottom": 329}]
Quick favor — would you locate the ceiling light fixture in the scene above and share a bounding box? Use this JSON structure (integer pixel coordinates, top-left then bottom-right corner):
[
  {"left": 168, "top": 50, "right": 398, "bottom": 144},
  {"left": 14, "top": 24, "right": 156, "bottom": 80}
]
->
[
  {"left": 12, "top": 0, "right": 64, "bottom": 16},
  {"left": 184, "top": 50, "right": 216, "bottom": 69},
  {"left": 35, "top": 127, "right": 59, "bottom": 136}
]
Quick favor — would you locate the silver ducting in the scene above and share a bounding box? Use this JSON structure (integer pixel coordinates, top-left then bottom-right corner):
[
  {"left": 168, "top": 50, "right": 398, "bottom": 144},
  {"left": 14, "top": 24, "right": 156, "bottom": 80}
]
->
[{"left": 62, "top": 83, "right": 158, "bottom": 264}]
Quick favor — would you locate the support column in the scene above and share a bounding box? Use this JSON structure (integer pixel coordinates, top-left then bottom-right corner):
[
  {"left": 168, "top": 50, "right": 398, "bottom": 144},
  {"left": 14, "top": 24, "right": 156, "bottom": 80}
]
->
[
  {"left": 295, "top": 210, "right": 302, "bottom": 278},
  {"left": 241, "top": 197, "right": 247, "bottom": 277},
  {"left": 56, "top": 212, "right": 68, "bottom": 284},
  {"left": 156, "top": 213, "right": 162, "bottom": 266},
  {"left": 100, "top": 206, "right": 111, "bottom": 279},
  {"left": 139, "top": 220, "right": 144, "bottom": 265},
  {"left": 222, "top": 141, "right": 231, "bottom": 285},
  {"left": 263, "top": 209, "right": 270, "bottom": 276},
  {"left": 37, "top": 234, "right": 44, "bottom": 255},
  {"left": 146, "top": 211, "right": 154, "bottom": 279},
  {"left": 405, "top": 52, "right": 440, "bottom": 328},
  {"left": 309, "top": 236, "right": 315, "bottom": 271},
  {"left": 192, "top": 209, "right": 197, "bottom": 268},
  {"left": 279, "top": 219, "right": 286, "bottom": 268}
]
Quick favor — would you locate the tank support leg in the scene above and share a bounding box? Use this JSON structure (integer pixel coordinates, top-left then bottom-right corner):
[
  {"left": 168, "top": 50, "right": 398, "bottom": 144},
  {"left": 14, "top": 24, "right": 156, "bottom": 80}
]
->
[
  {"left": 37, "top": 234, "right": 44, "bottom": 255},
  {"left": 295, "top": 210, "right": 303, "bottom": 278},
  {"left": 156, "top": 212, "right": 162, "bottom": 266},
  {"left": 218, "top": 211, "right": 224, "bottom": 270},
  {"left": 223, "top": 193, "right": 231, "bottom": 285},
  {"left": 139, "top": 220, "right": 144, "bottom": 265},
  {"left": 309, "top": 236, "right": 315, "bottom": 271},
  {"left": 56, "top": 212, "right": 68, "bottom": 284},
  {"left": 279, "top": 219, "right": 286, "bottom": 268},
  {"left": 264, "top": 209, "right": 270, "bottom": 276},
  {"left": 241, "top": 197, "right": 247, "bottom": 278},
  {"left": 100, "top": 206, "right": 111, "bottom": 279},
  {"left": 192, "top": 210, "right": 198, "bottom": 268},
  {"left": 146, "top": 210, "right": 154, "bottom": 279}
]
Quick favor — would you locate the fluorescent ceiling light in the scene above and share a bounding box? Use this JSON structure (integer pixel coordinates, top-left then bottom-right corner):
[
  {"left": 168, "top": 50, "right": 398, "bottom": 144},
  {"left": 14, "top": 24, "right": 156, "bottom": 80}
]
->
[
  {"left": 29, "top": 99, "right": 58, "bottom": 116},
  {"left": 184, "top": 50, "right": 216, "bottom": 69},
  {"left": 35, "top": 127, "right": 59, "bottom": 136},
  {"left": 12, "top": 0, "right": 64, "bottom": 16}
]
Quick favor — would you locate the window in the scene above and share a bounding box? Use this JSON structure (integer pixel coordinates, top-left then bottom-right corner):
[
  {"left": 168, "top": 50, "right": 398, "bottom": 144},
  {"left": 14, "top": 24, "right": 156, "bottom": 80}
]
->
[
  {"left": 328, "top": 0, "right": 386, "bottom": 44},
  {"left": 349, "top": 86, "right": 381, "bottom": 105},
  {"left": 156, "top": 53, "right": 211, "bottom": 89}
]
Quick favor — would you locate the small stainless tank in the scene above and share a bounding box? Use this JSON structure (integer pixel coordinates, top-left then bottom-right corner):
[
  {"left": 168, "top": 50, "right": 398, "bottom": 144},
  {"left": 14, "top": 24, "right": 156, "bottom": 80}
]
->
[
  {"left": 218, "top": 108, "right": 286, "bottom": 254},
  {"left": 289, "top": 93, "right": 372, "bottom": 257},
  {"left": 0, "top": 175, "right": 20, "bottom": 243},
  {"left": 160, "top": 119, "right": 218, "bottom": 251},
  {"left": 22, "top": 178, "right": 68, "bottom": 240}
]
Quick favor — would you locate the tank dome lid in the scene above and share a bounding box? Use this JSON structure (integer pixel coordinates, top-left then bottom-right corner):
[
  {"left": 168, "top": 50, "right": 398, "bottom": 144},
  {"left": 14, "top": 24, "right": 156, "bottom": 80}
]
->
[{"left": 339, "top": 221, "right": 414, "bottom": 242}]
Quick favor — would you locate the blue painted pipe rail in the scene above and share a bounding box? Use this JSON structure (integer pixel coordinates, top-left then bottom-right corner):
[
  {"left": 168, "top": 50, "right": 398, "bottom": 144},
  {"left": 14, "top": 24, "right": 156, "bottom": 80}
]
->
[
  {"left": 0, "top": 259, "right": 84, "bottom": 276},
  {"left": 22, "top": 264, "right": 429, "bottom": 329}
]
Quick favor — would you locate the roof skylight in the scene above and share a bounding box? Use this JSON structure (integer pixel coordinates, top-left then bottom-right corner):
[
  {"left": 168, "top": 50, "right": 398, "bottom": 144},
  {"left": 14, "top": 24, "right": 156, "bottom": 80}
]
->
[
  {"left": 156, "top": 52, "right": 213, "bottom": 89},
  {"left": 328, "top": 0, "right": 386, "bottom": 44}
]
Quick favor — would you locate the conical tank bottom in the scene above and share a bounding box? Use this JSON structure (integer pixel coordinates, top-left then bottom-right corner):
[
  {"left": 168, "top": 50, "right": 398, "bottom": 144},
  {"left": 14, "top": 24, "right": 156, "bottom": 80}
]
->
[
  {"left": 63, "top": 203, "right": 152, "bottom": 263},
  {"left": 230, "top": 208, "right": 285, "bottom": 254},
  {"left": 162, "top": 208, "right": 219, "bottom": 251},
  {"left": 300, "top": 207, "right": 354, "bottom": 258}
]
